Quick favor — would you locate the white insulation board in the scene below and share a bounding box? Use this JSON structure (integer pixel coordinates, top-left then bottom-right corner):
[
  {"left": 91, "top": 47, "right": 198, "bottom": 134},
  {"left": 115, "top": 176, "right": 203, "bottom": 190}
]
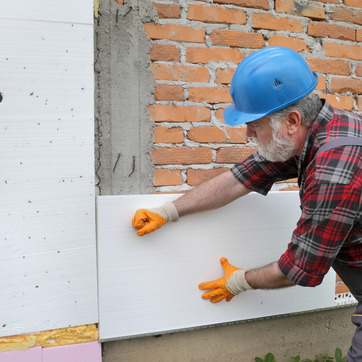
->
[
  {"left": 0, "top": 1, "right": 97, "bottom": 337},
  {"left": 97, "top": 193, "right": 336, "bottom": 341}
]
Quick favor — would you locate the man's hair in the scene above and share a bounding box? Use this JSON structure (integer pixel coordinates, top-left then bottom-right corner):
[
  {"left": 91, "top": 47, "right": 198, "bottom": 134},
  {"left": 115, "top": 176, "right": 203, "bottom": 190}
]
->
[{"left": 268, "top": 93, "right": 323, "bottom": 131}]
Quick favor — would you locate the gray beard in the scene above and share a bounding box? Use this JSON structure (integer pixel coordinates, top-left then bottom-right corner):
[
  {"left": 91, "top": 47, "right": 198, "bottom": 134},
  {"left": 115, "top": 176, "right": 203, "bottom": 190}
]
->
[{"left": 253, "top": 129, "right": 298, "bottom": 162}]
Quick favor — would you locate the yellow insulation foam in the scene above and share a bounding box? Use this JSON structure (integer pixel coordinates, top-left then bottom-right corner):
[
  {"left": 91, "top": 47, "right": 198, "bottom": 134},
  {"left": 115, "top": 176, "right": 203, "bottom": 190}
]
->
[
  {"left": 0, "top": 324, "right": 98, "bottom": 352},
  {"left": 0, "top": 335, "right": 37, "bottom": 353}
]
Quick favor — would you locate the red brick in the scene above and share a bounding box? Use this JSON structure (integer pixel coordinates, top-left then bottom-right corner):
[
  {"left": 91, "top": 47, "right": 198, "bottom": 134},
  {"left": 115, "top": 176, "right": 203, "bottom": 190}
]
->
[
  {"left": 152, "top": 2, "right": 181, "bottom": 19},
  {"left": 269, "top": 36, "right": 309, "bottom": 52},
  {"left": 357, "top": 97, "right": 362, "bottom": 111},
  {"left": 331, "top": 78, "right": 362, "bottom": 94},
  {"left": 215, "top": 68, "right": 235, "bottom": 84},
  {"left": 154, "top": 168, "right": 182, "bottom": 186},
  {"left": 150, "top": 43, "right": 180, "bottom": 62},
  {"left": 344, "top": 0, "right": 362, "bottom": 7},
  {"left": 153, "top": 126, "right": 184, "bottom": 143},
  {"left": 215, "top": 108, "right": 226, "bottom": 123},
  {"left": 187, "top": 127, "right": 227, "bottom": 143},
  {"left": 275, "top": 0, "right": 325, "bottom": 19},
  {"left": 188, "top": 87, "right": 232, "bottom": 103},
  {"left": 324, "top": 42, "right": 362, "bottom": 61},
  {"left": 186, "top": 47, "right": 244, "bottom": 64},
  {"left": 226, "top": 128, "right": 247, "bottom": 143},
  {"left": 216, "top": 146, "right": 257, "bottom": 163},
  {"left": 152, "top": 105, "right": 211, "bottom": 123},
  {"left": 213, "top": 0, "right": 269, "bottom": 10},
  {"left": 280, "top": 186, "right": 300, "bottom": 191},
  {"left": 187, "top": 168, "right": 229, "bottom": 186},
  {"left": 187, "top": 4, "right": 246, "bottom": 25},
  {"left": 151, "top": 63, "right": 209, "bottom": 82},
  {"left": 308, "top": 21, "right": 355, "bottom": 41},
  {"left": 319, "top": 94, "right": 354, "bottom": 111},
  {"left": 357, "top": 29, "right": 362, "bottom": 42},
  {"left": 316, "top": 76, "right": 326, "bottom": 91},
  {"left": 154, "top": 84, "right": 184, "bottom": 101},
  {"left": 210, "top": 29, "right": 265, "bottom": 48},
  {"left": 144, "top": 23, "right": 205, "bottom": 43},
  {"left": 277, "top": 177, "right": 298, "bottom": 183},
  {"left": 151, "top": 147, "right": 212, "bottom": 165},
  {"left": 336, "top": 283, "right": 351, "bottom": 294},
  {"left": 307, "top": 58, "right": 351, "bottom": 76},
  {"left": 330, "top": 7, "right": 362, "bottom": 26},
  {"left": 286, "top": 186, "right": 301, "bottom": 191},
  {"left": 356, "top": 64, "right": 362, "bottom": 77},
  {"left": 252, "top": 13, "right": 304, "bottom": 32}
]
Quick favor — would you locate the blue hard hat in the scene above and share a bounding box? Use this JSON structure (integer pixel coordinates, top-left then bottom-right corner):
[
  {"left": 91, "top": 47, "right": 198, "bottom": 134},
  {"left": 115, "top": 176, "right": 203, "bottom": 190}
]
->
[{"left": 223, "top": 47, "right": 318, "bottom": 126}]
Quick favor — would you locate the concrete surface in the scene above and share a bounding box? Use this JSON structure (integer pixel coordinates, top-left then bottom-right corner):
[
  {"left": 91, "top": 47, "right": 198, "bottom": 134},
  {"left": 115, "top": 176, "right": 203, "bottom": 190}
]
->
[
  {"left": 102, "top": 305, "right": 356, "bottom": 362},
  {"left": 94, "top": 0, "right": 156, "bottom": 195}
]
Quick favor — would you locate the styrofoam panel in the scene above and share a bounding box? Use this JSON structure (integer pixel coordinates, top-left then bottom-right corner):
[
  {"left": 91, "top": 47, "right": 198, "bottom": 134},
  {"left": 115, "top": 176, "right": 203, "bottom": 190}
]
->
[
  {"left": 0, "top": 7, "right": 97, "bottom": 337},
  {"left": 0, "top": 0, "right": 93, "bottom": 24},
  {"left": 0, "top": 20, "right": 93, "bottom": 121},
  {"left": 97, "top": 193, "right": 336, "bottom": 341}
]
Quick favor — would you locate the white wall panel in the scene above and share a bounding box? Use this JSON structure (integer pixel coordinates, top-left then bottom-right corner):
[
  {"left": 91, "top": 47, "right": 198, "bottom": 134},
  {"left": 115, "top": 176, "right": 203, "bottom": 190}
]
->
[
  {"left": 97, "top": 193, "right": 336, "bottom": 341},
  {"left": 0, "top": 4, "right": 97, "bottom": 337},
  {"left": 0, "top": 0, "right": 93, "bottom": 24}
]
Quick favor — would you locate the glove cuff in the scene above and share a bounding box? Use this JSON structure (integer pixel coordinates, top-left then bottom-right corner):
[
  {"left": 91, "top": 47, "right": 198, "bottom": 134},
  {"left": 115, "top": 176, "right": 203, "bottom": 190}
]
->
[
  {"left": 150, "top": 202, "right": 179, "bottom": 222},
  {"left": 225, "top": 269, "right": 254, "bottom": 295}
]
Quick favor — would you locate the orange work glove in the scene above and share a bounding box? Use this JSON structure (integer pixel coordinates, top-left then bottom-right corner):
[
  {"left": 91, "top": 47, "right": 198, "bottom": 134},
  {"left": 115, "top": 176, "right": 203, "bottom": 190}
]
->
[
  {"left": 199, "top": 257, "right": 253, "bottom": 303},
  {"left": 132, "top": 202, "right": 179, "bottom": 236}
]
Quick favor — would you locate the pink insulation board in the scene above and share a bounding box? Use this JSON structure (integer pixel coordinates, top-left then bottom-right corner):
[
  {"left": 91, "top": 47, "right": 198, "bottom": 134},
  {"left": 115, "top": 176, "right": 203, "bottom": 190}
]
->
[
  {"left": 0, "top": 342, "right": 102, "bottom": 362},
  {"left": 42, "top": 342, "right": 102, "bottom": 362},
  {"left": 0, "top": 347, "right": 42, "bottom": 362}
]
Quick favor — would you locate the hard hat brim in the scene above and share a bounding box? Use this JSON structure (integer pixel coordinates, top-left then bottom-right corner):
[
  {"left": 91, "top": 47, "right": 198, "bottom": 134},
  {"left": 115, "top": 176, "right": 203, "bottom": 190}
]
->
[{"left": 223, "top": 104, "right": 267, "bottom": 126}]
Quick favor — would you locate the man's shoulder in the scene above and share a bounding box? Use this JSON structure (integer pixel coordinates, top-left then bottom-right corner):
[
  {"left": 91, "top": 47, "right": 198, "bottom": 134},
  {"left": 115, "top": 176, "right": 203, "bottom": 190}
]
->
[{"left": 314, "top": 143, "right": 362, "bottom": 185}]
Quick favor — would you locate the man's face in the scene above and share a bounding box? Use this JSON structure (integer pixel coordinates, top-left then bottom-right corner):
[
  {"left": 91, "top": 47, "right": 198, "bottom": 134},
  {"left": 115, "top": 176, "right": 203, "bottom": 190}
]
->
[
  {"left": 246, "top": 117, "right": 273, "bottom": 145},
  {"left": 246, "top": 117, "right": 298, "bottom": 162}
]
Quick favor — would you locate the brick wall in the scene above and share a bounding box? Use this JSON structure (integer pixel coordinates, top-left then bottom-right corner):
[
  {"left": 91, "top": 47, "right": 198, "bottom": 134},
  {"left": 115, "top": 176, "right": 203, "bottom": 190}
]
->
[{"left": 140, "top": 0, "right": 362, "bottom": 192}]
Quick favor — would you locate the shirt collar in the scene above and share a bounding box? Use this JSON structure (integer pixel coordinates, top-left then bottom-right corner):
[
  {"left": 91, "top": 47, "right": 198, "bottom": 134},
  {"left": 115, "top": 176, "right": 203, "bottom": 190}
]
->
[{"left": 297, "top": 99, "right": 334, "bottom": 171}]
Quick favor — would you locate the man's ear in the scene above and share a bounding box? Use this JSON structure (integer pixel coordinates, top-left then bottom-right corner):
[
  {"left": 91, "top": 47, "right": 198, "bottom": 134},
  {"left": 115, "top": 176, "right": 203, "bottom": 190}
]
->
[{"left": 286, "top": 111, "right": 302, "bottom": 135}]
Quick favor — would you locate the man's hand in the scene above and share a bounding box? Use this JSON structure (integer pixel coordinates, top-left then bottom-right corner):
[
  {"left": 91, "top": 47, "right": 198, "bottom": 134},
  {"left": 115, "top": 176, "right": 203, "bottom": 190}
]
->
[
  {"left": 132, "top": 202, "right": 179, "bottom": 236},
  {"left": 132, "top": 209, "right": 166, "bottom": 236},
  {"left": 199, "top": 257, "right": 253, "bottom": 303}
]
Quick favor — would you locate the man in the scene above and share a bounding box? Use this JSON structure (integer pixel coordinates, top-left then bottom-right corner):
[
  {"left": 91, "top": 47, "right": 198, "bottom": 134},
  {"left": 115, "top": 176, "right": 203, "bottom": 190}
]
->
[{"left": 132, "top": 47, "right": 362, "bottom": 361}]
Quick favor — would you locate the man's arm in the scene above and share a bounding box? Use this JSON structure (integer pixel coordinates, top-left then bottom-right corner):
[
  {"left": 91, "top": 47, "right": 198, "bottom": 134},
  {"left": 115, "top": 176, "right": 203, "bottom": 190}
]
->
[
  {"left": 174, "top": 170, "right": 251, "bottom": 216},
  {"left": 132, "top": 170, "right": 251, "bottom": 235},
  {"left": 245, "top": 262, "right": 295, "bottom": 289},
  {"left": 200, "top": 259, "right": 295, "bottom": 303}
]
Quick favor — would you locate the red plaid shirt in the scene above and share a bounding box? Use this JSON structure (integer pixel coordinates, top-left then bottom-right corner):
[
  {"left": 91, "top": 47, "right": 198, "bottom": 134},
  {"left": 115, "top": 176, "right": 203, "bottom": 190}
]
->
[{"left": 232, "top": 100, "right": 362, "bottom": 287}]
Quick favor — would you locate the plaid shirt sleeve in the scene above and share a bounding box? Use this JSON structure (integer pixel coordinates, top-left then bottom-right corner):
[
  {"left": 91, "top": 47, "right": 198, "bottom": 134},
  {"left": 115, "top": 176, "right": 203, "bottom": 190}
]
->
[
  {"left": 278, "top": 145, "right": 362, "bottom": 287},
  {"left": 231, "top": 152, "right": 298, "bottom": 195}
]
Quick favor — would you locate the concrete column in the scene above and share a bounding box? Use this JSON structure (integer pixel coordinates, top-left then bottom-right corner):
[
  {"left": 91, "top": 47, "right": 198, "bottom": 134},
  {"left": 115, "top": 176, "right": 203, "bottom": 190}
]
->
[{"left": 94, "top": 0, "right": 157, "bottom": 195}]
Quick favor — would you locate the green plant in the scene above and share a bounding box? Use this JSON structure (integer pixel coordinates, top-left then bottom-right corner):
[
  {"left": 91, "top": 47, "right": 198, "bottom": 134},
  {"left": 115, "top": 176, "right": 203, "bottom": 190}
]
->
[
  {"left": 254, "top": 348, "right": 347, "bottom": 362},
  {"left": 290, "top": 357, "right": 301, "bottom": 362},
  {"left": 255, "top": 352, "right": 277, "bottom": 362},
  {"left": 316, "top": 353, "right": 333, "bottom": 362},
  {"left": 304, "top": 353, "right": 333, "bottom": 362},
  {"left": 334, "top": 348, "right": 347, "bottom": 362}
]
